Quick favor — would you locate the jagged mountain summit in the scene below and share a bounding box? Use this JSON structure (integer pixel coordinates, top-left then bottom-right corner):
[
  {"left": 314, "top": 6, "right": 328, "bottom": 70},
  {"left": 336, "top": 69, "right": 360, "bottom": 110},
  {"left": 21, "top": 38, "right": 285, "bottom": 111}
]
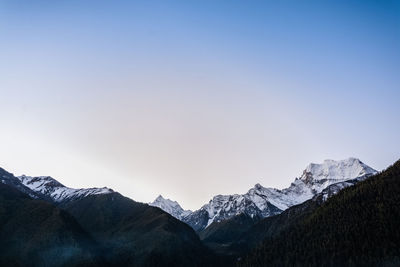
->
[
  {"left": 149, "top": 195, "right": 192, "bottom": 220},
  {"left": 17, "top": 175, "right": 113, "bottom": 203},
  {"left": 182, "top": 158, "right": 377, "bottom": 231}
]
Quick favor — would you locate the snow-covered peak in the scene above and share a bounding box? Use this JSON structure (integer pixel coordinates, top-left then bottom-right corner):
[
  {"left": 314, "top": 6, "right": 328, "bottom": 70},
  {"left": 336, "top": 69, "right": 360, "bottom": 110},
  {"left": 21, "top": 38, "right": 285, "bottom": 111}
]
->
[
  {"left": 302, "top": 157, "right": 375, "bottom": 183},
  {"left": 17, "top": 175, "right": 113, "bottom": 203},
  {"left": 149, "top": 195, "right": 192, "bottom": 220},
  {"left": 183, "top": 158, "right": 377, "bottom": 231},
  {"left": 298, "top": 158, "right": 377, "bottom": 193},
  {"left": 246, "top": 184, "right": 296, "bottom": 211}
]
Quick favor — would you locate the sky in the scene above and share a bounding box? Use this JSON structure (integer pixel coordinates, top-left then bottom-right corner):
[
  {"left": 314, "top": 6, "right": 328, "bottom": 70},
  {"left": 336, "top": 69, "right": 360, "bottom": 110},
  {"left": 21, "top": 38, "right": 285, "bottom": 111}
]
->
[{"left": 0, "top": 0, "right": 399, "bottom": 210}]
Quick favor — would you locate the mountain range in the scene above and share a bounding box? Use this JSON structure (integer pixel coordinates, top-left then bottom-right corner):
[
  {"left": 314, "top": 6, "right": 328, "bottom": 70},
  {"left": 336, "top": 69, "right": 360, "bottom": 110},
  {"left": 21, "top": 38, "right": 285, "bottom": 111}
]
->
[
  {"left": 1, "top": 157, "right": 399, "bottom": 266},
  {"left": 239, "top": 159, "right": 400, "bottom": 266},
  {"left": 150, "top": 158, "right": 377, "bottom": 231},
  {"left": 0, "top": 167, "right": 216, "bottom": 266}
]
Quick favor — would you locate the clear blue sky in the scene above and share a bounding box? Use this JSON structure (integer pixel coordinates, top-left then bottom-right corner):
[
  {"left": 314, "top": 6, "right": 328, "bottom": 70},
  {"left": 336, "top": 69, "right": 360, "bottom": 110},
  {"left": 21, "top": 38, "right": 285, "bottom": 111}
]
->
[{"left": 1, "top": 0, "right": 399, "bottom": 209}]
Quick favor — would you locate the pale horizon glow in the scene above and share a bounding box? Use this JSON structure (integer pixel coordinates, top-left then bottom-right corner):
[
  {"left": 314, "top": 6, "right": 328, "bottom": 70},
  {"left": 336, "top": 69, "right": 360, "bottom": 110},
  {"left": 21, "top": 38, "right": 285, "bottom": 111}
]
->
[{"left": 0, "top": 0, "right": 399, "bottom": 210}]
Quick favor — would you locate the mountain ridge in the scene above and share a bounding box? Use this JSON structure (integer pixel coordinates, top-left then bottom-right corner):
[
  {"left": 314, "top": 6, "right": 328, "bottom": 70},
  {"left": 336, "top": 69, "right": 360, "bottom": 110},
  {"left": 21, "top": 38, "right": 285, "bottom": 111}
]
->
[
  {"left": 17, "top": 175, "right": 114, "bottom": 204},
  {"left": 239, "top": 159, "right": 400, "bottom": 266},
  {"left": 7, "top": 157, "right": 378, "bottom": 234},
  {"left": 1, "top": 166, "right": 220, "bottom": 266},
  {"left": 180, "top": 157, "right": 377, "bottom": 231}
]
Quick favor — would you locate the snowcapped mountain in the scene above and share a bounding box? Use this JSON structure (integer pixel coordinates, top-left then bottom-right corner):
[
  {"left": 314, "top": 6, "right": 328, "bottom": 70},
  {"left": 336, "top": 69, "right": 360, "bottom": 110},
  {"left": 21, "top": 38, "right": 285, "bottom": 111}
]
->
[
  {"left": 0, "top": 167, "right": 50, "bottom": 200},
  {"left": 183, "top": 191, "right": 282, "bottom": 232},
  {"left": 17, "top": 175, "right": 113, "bottom": 203},
  {"left": 149, "top": 195, "right": 192, "bottom": 220},
  {"left": 4, "top": 157, "right": 377, "bottom": 233},
  {"left": 183, "top": 158, "right": 377, "bottom": 231}
]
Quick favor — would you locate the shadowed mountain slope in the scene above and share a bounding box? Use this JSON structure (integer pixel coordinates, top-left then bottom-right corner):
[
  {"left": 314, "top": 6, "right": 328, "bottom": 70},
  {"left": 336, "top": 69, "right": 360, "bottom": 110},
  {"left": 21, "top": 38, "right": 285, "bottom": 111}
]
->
[
  {"left": 1, "top": 166, "right": 223, "bottom": 266},
  {"left": 60, "top": 192, "right": 219, "bottom": 266},
  {"left": 0, "top": 183, "right": 102, "bottom": 266},
  {"left": 239, "top": 160, "right": 400, "bottom": 266}
]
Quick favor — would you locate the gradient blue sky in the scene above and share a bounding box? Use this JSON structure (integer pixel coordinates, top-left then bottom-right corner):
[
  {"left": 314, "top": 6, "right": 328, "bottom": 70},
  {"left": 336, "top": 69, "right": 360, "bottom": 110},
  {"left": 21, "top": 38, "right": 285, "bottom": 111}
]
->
[{"left": 1, "top": 0, "right": 399, "bottom": 209}]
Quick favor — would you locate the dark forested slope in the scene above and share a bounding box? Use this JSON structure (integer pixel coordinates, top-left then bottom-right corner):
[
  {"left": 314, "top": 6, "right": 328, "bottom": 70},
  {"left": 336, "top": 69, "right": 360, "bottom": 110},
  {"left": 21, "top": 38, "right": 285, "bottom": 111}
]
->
[
  {"left": 0, "top": 183, "right": 101, "bottom": 266},
  {"left": 240, "top": 160, "right": 400, "bottom": 266},
  {"left": 61, "top": 192, "right": 218, "bottom": 266}
]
